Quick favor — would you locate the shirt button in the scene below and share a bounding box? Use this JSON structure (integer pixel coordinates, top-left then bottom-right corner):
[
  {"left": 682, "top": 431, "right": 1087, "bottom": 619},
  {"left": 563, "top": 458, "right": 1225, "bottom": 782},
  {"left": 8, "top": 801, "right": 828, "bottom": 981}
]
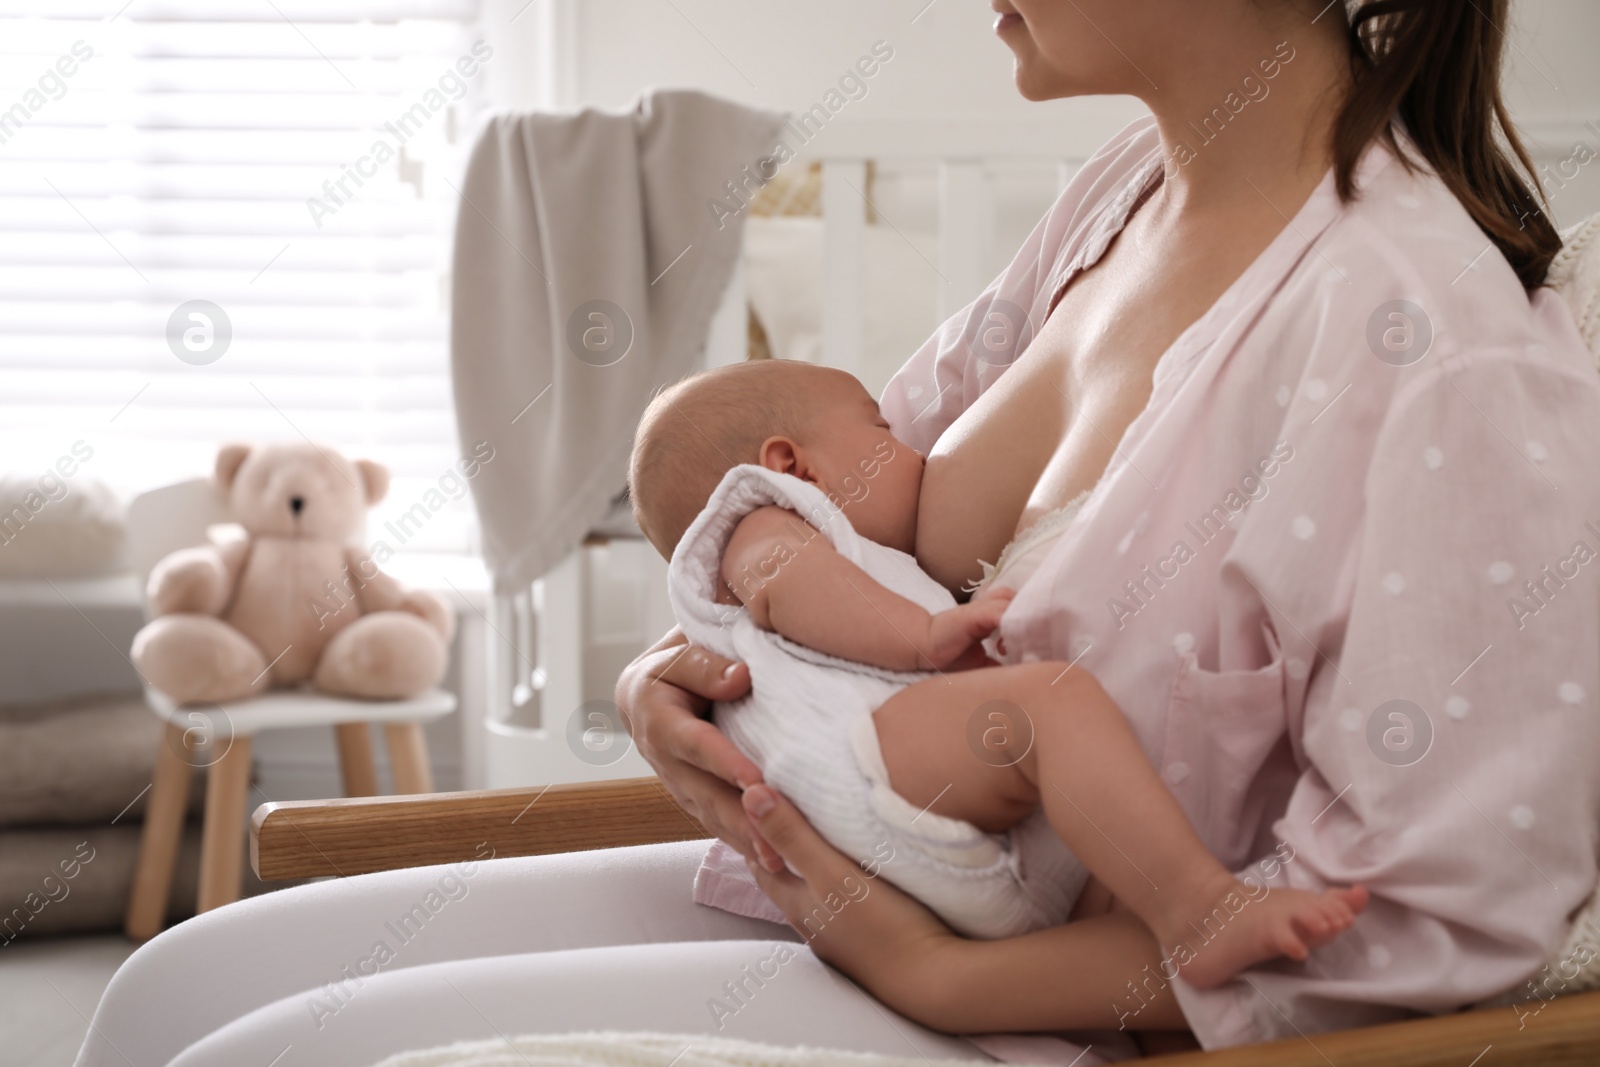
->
[{"left": 1165, "top": 762, "right": 1191, "bottom": 784}]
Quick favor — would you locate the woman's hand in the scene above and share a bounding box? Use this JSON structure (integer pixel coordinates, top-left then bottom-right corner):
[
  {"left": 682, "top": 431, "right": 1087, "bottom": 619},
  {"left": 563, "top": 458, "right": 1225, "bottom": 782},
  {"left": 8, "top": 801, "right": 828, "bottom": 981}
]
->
[
  {"left": 742, "top": 784, "right": 962, "bottom": 1025},
  {"left": 616, "top": 628, "right": 781, "bottom": 870}
]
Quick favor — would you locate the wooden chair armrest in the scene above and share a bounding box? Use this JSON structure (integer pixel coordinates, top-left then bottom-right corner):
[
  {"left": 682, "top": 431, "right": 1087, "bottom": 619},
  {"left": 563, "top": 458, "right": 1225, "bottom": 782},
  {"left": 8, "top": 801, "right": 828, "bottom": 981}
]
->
[
  {"left": 251, "top": 776, "right": 706, "bottom": 880},
  {"left": 1145, "top": 986, "right": 1600, "bottom": 1067}
]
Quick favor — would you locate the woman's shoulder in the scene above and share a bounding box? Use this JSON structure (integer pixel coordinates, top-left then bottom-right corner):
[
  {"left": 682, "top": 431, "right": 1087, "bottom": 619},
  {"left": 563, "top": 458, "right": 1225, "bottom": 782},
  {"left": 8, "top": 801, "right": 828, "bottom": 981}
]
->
[
  {"left": 1070, "top": 112, "right": 1163, "bottom": 183},
  {"left": 1040, "top": 114, "right": 1164, "bottom": 232},
  {"left": 992, "top": 114, "right": 1165, "bottom": 281},
  {"left": 880, "top": 116, "right": 1166, "bottom": 448},
  {"left": 1272, "top": 151, "right": 1594, "bottom": 385},
  {"left": 1240, "top": 153, "right": 1600, "bottom": 501}
]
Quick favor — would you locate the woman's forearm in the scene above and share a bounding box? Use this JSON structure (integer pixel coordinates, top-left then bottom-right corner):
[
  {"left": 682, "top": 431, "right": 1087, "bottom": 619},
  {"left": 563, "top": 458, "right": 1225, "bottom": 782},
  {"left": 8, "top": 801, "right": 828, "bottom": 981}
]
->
[
  {"left": 911, "top": 914, "right": 1186, "bottom": 1034},
  {"left": 739, "top": 780, "right": 1188, "bottom": 1036}
]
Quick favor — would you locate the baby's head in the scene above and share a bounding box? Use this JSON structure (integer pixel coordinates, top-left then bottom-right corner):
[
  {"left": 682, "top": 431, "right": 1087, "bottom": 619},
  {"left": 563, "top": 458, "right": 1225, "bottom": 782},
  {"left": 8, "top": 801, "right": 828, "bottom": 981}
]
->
[{"left": 630, "top": 360, "right": 924, "bottom": 558}]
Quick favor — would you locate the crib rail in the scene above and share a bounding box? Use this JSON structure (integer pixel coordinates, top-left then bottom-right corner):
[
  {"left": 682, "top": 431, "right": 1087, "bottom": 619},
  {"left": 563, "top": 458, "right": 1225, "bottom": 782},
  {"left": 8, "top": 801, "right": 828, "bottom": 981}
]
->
[{"left": 799, "top": 113, "right": 1102, "bottom": 377}]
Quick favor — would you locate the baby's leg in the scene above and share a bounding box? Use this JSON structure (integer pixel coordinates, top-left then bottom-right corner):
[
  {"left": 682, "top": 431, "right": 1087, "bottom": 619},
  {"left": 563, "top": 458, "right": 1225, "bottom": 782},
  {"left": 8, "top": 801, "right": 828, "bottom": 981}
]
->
[
  {"left": 871, "top": 664, "right": 1050, "bottom": 834},
  {"left": 874, "top": 663, "right": 1367, "bottom": 988}
]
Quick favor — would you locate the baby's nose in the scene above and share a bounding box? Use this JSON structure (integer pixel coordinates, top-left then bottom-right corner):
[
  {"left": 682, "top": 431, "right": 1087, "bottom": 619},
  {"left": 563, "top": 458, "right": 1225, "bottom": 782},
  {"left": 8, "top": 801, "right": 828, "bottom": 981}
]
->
[{"left": 289, "top": 495, "right": 305, "bottom": 516}]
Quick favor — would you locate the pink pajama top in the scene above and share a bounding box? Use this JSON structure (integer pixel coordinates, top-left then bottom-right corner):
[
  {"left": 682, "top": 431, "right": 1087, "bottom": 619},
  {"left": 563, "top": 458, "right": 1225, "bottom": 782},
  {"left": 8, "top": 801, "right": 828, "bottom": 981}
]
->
[{"left": 696, "top": 116, "right": 1600, "bottom": 1051}]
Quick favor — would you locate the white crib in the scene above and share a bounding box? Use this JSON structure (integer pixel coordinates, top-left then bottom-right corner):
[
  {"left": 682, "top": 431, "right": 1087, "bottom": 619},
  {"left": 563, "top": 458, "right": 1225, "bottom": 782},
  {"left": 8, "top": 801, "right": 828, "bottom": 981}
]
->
[{"left": 477, "top": 114, "right": 1123, "bottom": 789}]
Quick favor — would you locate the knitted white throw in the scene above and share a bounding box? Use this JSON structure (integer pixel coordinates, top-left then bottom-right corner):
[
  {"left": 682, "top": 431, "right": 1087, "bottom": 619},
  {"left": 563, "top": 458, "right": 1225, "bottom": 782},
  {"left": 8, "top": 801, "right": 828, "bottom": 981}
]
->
[
  {"left": 1550, "top": 212, "right": 1600, "bottom": 360},
  {"left": 1533, "top": 212, "right": 1600, "bottom": 1001}
]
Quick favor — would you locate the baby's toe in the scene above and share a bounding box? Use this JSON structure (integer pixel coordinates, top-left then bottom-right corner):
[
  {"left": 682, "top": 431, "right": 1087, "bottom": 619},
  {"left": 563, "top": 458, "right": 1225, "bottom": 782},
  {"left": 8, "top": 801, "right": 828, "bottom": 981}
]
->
[
  {"left": 1276, "top": 924, "right": 1311, "bottom": 960},
  {"left": 1338, "top": 885, "right": 1371, "bottom": 912}
]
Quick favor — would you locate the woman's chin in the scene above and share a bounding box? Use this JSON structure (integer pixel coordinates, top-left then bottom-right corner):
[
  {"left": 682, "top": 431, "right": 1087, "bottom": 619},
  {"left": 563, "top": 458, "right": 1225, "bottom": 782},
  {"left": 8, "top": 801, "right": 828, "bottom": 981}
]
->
[
  {"left": 1003, "top": 44, "right": 1064, "bottom": 101},
  {"left": 1011, "top": 59, "right": 1092, "bottom": 102},
  {"left": 1012, "top": 64, "right": 1060, "bottom": 102},
  {"left": 1013, "top": 72, "right": 1050, "bottom": 102}
]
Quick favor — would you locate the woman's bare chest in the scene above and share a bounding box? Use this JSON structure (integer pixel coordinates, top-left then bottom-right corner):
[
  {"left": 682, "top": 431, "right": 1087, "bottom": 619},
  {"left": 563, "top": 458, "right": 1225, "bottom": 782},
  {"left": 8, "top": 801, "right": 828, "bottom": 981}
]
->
[
  {"left": 953, "top": 249, "right": 1216, "bottom": 497},
  {"left": 917, "top": 224, "right": 1265, "bottom": 591}
]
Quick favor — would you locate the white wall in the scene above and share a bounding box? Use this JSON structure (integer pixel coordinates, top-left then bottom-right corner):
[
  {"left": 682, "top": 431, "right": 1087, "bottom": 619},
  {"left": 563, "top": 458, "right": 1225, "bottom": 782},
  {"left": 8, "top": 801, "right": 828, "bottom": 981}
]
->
[
  {"left": 1505, "top": 0, "right": 1600, "bottom": 227},
  {"left": 482, "top": 0, "right": 1600, "bottom": 229},
  {"left": 1506, "top": 0, "right": 1600, "bottom": 126},
  {"left": 487, "top": 0, "right": 1079, "bottom": 114}
]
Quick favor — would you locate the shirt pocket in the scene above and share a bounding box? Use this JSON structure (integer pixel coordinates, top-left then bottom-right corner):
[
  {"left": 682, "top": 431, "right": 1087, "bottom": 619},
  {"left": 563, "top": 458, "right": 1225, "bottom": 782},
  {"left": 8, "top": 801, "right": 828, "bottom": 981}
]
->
[{"left": 1160, "top": 621, "right": 1289, "bottom": 867}]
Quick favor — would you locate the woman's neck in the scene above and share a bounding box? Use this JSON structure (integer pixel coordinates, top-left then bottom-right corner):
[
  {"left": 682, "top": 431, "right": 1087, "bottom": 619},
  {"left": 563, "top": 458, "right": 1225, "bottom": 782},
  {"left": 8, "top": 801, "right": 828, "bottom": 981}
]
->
[{"left": 1139, "top": 12, "right": 1353, "bottom": 214}]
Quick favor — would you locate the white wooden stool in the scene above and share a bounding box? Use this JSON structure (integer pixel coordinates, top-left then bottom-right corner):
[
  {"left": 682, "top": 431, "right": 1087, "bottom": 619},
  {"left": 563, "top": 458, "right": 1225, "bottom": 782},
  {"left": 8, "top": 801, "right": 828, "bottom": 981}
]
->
[
  {"left": 124, "top": 685, "right": 454, "bottom": 941},
  {"left": 121, "top": 477, "right": 457, "bottom": 941}
]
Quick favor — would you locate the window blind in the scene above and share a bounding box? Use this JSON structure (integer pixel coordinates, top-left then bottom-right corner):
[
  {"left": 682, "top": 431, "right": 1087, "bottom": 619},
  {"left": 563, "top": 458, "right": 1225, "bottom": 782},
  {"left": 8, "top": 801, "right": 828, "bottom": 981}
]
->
[{"left": 0, "top": 0, "right": 487, "bottom": 551}]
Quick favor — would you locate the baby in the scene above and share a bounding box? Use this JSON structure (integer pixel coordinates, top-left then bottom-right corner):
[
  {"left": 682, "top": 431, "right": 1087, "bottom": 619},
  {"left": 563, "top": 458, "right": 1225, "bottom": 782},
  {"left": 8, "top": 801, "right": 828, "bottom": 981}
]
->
[{"left": 630, "top": 358, "right": 1367, "bottom": 989}]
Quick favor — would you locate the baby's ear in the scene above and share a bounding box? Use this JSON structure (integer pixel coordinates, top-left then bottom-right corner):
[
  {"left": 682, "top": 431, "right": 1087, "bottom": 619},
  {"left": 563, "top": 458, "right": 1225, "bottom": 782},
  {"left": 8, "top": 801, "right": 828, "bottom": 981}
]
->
[
  {"left": 354, "top": 458, "right": 390, "bottom": 505},
  {"left": 755, "top": 436, "right": 801, "bottom": 476},
  {"left": 215, "top": 444, "right": 250, "bottom": 490}
]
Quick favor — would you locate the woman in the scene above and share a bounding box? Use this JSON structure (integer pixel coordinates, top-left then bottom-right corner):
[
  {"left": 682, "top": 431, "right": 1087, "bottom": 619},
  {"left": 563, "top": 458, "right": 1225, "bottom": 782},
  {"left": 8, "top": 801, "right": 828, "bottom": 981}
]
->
[
  {"left": 81, "top": 1, "right": 1600, "bottom": 1063},
  {"left": 624, "top": 0, "right": 1600, "bottom": 1049}
]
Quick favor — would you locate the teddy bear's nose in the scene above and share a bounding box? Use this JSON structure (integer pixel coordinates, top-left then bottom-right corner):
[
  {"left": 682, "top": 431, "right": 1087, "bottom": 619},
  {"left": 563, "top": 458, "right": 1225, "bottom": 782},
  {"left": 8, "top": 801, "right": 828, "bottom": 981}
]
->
[{"left": 289, "top": 496, "right": 305, "bottom": 516}]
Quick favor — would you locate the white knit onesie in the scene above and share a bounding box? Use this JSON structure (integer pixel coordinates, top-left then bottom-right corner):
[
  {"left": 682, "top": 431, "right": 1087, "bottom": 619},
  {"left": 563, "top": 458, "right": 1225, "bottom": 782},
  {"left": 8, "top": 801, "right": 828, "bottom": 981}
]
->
[{"left": 667, "top": 464, "right": 1086, "bottom": 939}]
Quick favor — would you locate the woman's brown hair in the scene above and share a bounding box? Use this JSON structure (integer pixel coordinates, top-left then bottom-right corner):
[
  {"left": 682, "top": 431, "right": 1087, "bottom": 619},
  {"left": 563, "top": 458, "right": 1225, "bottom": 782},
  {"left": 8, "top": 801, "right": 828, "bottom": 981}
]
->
[{"left": 1331, "top": 0, "right": 1560, "bottom": 289}]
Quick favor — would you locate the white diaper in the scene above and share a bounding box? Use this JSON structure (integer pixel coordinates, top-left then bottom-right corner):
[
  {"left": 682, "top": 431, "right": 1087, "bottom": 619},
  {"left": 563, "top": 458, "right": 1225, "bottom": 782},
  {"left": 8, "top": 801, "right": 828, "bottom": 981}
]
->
[{"left": 667, "top": 465, "right": 1086, "bottom": 939}]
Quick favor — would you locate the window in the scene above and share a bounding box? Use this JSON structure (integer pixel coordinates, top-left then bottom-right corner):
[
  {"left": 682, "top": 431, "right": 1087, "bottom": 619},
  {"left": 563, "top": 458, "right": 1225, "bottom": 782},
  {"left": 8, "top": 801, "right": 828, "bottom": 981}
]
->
[{"left": 1, "top": 0, "right": 488, "bottom": 551}]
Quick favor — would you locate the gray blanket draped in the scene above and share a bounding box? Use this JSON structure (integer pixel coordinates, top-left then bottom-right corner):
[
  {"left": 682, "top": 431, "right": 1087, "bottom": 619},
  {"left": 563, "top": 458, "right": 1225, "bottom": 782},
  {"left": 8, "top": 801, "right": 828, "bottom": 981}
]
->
[{"left": 451, "top": 90, "right": 785, "bottom": 592}]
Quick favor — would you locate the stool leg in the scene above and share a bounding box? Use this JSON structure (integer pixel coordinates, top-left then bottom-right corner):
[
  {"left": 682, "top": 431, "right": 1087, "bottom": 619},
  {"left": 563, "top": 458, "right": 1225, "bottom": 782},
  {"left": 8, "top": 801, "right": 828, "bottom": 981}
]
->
[
  {"left": 196, "top": 735, "right": 252, "bottom": 914},
  {"left": 382, "top": 722, "right": 434, "bottom": 794},
  {"left": 333, "top": 722, "right": 379, "bottom": 797},
  {"left": 124, "top": 722, "right": 193, "bottom": 942}
]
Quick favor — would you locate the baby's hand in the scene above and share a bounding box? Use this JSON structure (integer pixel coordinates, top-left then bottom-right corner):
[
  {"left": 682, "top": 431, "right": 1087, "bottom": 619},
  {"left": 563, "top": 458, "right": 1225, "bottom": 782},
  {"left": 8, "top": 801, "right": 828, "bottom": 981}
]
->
[{"left": 919, "top": 589, "right": 1015, "bottom": 670}]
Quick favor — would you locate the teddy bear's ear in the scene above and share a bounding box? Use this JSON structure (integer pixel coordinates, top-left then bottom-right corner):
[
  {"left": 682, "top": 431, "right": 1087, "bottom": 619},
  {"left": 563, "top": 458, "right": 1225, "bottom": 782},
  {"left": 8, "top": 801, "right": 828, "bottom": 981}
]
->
[
  {"left": 215, "top": 444, "right": 250, "bottom": 490},
  {"left": 355, "top": 458, "right": 390, "bottom": 505}
]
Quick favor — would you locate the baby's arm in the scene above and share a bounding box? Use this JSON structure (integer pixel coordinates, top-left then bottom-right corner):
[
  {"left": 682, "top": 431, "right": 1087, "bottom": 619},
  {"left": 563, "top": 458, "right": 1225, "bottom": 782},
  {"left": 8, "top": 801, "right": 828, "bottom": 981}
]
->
[{"left": 722, "top": 506, "right": 1008, "bottom": 672}]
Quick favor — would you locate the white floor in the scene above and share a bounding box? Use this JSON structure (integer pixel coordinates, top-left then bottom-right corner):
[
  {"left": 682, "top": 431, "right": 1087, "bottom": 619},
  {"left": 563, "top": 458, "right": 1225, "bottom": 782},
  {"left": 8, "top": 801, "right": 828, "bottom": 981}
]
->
[{"left": 0, "top": 935, "right": 135, "bottom": 1067}]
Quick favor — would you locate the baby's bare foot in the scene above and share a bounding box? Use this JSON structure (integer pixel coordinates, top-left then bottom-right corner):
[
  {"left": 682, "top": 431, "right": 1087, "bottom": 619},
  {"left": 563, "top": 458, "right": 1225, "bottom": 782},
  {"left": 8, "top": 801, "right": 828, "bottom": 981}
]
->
[{"left": 1155, "top": 880, "right": 1369, "bottom": 990}]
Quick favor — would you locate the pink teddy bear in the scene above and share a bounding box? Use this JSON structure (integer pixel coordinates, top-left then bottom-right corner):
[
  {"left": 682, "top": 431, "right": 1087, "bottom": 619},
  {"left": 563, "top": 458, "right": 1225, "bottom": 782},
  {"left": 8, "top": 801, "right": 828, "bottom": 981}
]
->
[{"left": 132, "top": 442, "right": 455, "bottom": 705}]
